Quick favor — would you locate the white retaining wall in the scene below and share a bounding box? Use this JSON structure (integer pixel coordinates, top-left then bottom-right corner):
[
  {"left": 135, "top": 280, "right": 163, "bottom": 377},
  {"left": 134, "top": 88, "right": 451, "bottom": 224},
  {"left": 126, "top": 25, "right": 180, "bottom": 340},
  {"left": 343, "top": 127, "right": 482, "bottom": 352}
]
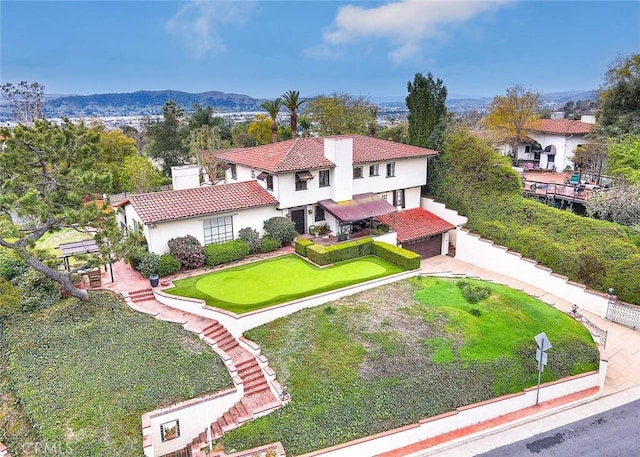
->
[
  {"left": 300, "top": 361, "right": 606, "bottom": 457},
  {"left": 455, "top": 230, "right": 608, "bottom": 317},
  {"left": 420, "top": 197, "right": 610, "bottom": 318},
  {"left": 142, "top": 387, "right": 242, "bottom": 457},
  {"left": 154, "top": 269, "right": 419, "bottom": 338}
]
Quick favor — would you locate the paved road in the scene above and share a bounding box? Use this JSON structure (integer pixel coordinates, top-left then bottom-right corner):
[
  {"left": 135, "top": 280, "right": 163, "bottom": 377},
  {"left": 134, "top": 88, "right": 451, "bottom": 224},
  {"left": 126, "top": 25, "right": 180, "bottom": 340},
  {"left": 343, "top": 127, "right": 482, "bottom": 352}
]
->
[{"left": 476, "top": 399, "right": 640, "bottom": 457}]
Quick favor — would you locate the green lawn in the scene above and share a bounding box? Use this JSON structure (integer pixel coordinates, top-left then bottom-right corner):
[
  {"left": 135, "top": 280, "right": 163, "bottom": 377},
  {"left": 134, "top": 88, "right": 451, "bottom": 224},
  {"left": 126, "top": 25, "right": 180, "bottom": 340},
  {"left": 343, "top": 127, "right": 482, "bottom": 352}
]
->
[
  {"left": 1, "top": 291, "right": 232, "bottom": 456},
  {"left": 165, "top": 254, "right": 403, "bottom": 314},
  {"left": 220, "top": 277, "right": 600, "bottom": 455}
]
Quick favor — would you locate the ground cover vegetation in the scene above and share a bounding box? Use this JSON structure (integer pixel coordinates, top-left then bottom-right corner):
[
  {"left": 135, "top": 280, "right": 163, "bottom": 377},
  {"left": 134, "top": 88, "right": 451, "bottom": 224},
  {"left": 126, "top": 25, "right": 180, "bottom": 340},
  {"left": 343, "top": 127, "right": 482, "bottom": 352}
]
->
[
  {"left": 432, "top": 126, "right": 640, "bottom": 304},
  {"left": 220, "top": 277, "right": 599, "bottom": 455},
  {"left": 165, "top": 254, "right": 402, "bottom": 313},
  {"left": 0, "top": 291, "right": 232, "bottom": 455}
]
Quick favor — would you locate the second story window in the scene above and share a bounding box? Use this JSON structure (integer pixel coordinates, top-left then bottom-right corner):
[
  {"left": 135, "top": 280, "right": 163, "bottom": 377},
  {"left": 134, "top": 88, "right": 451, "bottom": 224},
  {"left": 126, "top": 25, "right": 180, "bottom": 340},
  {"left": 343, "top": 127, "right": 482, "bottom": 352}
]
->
[
  {"left": 386, "top": 162, "right": 395, "bottom": 178},
  {"left": 266, "top": 174, "right": 273, "bottom": 191},
  {"left": 353, "top": 166, "right": 363, "bottom": 179},
  {"left": 230, "top": 164, "right": 237, "bottom": 180},
  {"left": 319, "top": 169, "right": 330, "bottom": 187},
  {"left": 295, "top": 171, "right": 313, "bottom": 191},
  {"left": 369, "top": 164, "right": 379, "bottom": 176}
]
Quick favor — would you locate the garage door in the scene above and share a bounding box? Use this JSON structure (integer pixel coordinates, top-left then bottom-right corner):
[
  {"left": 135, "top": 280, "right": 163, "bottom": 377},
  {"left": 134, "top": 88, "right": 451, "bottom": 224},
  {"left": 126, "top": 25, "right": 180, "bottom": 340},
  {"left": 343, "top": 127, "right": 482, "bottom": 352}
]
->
[{"left": 404, "top": 234, "right": 442, "bottom": 259}]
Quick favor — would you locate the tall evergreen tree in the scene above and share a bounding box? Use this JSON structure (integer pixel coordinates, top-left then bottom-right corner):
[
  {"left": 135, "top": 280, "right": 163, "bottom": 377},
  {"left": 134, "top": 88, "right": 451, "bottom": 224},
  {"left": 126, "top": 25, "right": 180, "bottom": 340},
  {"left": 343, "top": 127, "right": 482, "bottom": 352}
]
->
[
  {"left": 144, "top": 100, "right": 190, "bottom": 176},
  {"left": 406, "top": 72, "right": 448, "bottom": 151}
]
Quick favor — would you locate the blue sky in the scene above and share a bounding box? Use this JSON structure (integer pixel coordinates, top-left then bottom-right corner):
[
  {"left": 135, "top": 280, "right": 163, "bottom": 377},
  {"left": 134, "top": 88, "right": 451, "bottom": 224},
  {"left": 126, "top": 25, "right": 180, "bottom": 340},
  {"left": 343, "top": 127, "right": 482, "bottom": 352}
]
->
[{"left": 1, "top": 1, "right": 639, "bottom": 99}]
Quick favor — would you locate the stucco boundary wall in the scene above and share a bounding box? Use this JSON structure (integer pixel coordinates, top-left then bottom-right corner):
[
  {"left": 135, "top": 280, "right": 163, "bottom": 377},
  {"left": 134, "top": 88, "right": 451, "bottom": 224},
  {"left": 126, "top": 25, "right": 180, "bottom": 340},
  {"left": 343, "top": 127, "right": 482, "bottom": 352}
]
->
[
  {"left": 421, "top": 198, "right": 609, "bottom": 318},
  {"left": 142, "top": 387, "right": 242, "bottom": 457},
  {"left": 299, "top": 361, "right": 606, "bottom": 457},
  {"left": 0, "top": 443, "right": 9, "bottom": 457},
  {"left": 153, "top": 269, "right": 420, "bottom": 338}
]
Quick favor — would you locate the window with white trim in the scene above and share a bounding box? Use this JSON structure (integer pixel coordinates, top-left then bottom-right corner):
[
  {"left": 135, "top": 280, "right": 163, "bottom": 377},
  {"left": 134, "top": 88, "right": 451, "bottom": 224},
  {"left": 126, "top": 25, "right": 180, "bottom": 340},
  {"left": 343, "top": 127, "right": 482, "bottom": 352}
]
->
[
  {"left": 369, "top": 164, "right": 379, "bottom": 176},
  {"left": 319, "top": 169, "right": 330, "bottom": 187},
  {"left": 203, "top": 215, "right": 234, "bottom": 245},
  {"left": 353, "top": 166, "right": 363, "bottom": 179},
  {"left": 386, "top": 162, "right": 396, "bottom": 178}
]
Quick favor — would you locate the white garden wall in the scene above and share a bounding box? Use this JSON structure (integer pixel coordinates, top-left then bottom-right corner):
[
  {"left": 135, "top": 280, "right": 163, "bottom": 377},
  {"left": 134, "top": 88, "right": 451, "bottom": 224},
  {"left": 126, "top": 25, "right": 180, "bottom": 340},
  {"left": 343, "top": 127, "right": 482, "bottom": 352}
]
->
[{"left": 142, "top": 387, "right": 241, "bottom": 457}]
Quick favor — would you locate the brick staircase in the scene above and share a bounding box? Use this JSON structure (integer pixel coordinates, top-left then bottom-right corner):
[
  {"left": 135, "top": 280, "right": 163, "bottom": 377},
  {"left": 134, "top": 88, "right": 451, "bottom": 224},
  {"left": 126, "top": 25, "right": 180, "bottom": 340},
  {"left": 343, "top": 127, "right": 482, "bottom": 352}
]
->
[
  {"left": 202, "top": 321, "right": 239, "bottom": 353},
  {"left": 128, "top": 288, "right": 155, "bottom": 303}
]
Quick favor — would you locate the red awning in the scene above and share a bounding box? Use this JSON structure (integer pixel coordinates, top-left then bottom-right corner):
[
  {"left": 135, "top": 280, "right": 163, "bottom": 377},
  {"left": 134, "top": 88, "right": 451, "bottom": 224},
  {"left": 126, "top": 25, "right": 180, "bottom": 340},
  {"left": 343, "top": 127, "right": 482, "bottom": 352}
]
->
[{"left": 317, "top": 193, "right": 396, "bottom": 223}]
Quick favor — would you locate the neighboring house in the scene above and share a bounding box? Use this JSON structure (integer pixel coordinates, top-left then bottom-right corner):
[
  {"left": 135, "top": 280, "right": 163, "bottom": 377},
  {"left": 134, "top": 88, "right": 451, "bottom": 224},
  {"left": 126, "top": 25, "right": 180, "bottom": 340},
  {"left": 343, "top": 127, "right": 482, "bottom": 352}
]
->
[
  {"left": 516, "top": 118, "right": 594, "bottom": 171},
  {"left": 115, "top": 135, "right": 456, "bottom": 258}
]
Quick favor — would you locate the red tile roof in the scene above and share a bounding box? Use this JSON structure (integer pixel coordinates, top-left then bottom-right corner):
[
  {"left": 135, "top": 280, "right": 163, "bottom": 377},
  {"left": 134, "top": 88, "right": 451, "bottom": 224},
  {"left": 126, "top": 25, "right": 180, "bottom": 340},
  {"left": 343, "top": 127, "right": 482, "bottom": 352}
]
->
[
  {"left": 113, "top": 181, "right": 278, "bottom": 224},
  {"left": 377, "top": 208, "right": 455, "bottom": 243},
  {"left": 318, "top": 193, "right": 396, "bottom": 223},
  {"left": 528, "top": 119, "right": 593, "bottom": 135},
  {"left": 215, "top": 135, "right": 437, "bottom": 173}
]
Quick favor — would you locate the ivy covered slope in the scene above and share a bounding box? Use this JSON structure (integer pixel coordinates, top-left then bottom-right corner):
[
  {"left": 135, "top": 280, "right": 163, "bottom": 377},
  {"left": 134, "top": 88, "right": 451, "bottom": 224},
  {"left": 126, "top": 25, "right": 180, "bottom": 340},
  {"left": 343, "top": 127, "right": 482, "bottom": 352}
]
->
[
  {"left": 220, "top": 278, "right": 599, "bottom": 455},
  {"left": 1, "top": 291, "right": 232, "bottom": 456},
  {"left": 432, "top": 127, "right": 640, "bottom": 305}
]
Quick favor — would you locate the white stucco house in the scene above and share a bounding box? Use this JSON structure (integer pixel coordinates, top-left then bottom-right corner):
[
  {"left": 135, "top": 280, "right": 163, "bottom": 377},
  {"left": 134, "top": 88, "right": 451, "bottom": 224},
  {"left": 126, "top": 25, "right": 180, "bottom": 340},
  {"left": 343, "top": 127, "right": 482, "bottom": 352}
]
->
[
  {"left": 514, "top": 118, "right": 594, "bottom": 171},
  {"left": 114, "top": 135, "right": 455, "bottom": 258}
]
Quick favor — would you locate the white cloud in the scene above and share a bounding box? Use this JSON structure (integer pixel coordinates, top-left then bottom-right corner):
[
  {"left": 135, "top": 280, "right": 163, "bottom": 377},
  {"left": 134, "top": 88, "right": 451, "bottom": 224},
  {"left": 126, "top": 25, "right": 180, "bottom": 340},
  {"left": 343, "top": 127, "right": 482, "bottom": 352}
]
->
[
  {"left": 166, "top": 0, "right": 256, "bottom": 58},
  {"left": 316, "top": 0, "right": 512, "bottom": 63}
]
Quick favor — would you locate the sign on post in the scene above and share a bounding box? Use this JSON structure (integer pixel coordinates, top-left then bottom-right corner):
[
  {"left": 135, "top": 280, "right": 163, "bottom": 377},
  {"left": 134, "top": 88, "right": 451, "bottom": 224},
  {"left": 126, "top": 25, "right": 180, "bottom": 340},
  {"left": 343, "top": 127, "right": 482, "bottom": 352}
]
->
[{"left": 534, "top": 332, "right": 552, "bottom": 405}]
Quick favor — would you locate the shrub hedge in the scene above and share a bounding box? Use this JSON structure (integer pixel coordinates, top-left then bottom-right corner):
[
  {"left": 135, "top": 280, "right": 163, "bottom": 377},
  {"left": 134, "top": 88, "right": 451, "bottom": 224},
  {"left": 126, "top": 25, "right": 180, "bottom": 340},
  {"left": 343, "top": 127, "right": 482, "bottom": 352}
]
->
[
  {"left": 260, "top": 236, "right": 280, "bottom": 253},
  {"left": 158, "top": 253, "right": 181, "bottom": 277},
  {"left": 136, "top": 252, "right": 160, "bottom": 278},
  {"left": 263, "top": 217, "right": 296, "bottom": 245},
  {"left": 294, "top": 238, "right": 314, "bottom": 257},
  {"left": 204, "top": 240, "right": 250, "bottom": 266},
  {"left": 372, "top": 241, "right": 422, "bottom": 270},
  {"left": 238, "top": 227, "right": 262, "bottom": 254},
  {"left": 306, "top": 238, "right": 374, "bottom": 266},
  {"left": 168, "top": 235, "right": 206, "bottom": 270}
]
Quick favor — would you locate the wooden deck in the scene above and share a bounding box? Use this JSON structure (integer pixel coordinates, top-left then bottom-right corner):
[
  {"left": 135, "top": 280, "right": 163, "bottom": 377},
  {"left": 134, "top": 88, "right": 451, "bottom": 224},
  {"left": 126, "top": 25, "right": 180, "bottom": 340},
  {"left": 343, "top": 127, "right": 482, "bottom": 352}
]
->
[{"left": 522, "top": 179, "right": 605, "bottom": 205}]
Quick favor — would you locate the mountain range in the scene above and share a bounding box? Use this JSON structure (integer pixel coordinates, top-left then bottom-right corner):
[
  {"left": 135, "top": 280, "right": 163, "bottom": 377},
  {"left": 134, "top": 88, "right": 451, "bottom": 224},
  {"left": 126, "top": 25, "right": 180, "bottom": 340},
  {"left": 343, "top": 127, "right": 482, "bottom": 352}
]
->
[{"left": 0, "top": 89, "right": 597, "bottom": 120}]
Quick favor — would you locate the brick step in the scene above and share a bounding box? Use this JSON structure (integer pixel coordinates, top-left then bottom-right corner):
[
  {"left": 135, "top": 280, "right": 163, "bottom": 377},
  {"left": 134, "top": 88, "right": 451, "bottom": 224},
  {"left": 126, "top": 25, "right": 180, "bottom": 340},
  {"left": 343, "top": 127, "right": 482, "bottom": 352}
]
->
[
  {"left": 129, "top": 289, "right": 155, "bottom": 303},
  {"left": 239, "top": 369, "right": 264, "bottom": 384},
  {"left": 202, "top": 323, "right": 224, "bottom": 337},
  {"left": 245, "top": 382, "right": 270, "bottom": 396},
  {"left": 210, "top": 422, "right": 223, "bottom": 440},
  {"left": 235, "top": 357, "right": 257, "bottom": 369},
  {"left": 192, "top": 430, "right": 207, "bottom": 446}
]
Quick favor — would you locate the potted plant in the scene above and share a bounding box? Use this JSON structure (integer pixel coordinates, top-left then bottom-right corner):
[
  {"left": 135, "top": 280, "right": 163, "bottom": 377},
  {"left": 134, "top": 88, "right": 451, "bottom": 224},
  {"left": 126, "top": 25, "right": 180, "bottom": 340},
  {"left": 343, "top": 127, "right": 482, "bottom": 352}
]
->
[
  {"left": 149, "top": 273, "right": 160, "bottom": 287},
  {"left": 318, "top": 223, "right": 331, "bottom": 238}
]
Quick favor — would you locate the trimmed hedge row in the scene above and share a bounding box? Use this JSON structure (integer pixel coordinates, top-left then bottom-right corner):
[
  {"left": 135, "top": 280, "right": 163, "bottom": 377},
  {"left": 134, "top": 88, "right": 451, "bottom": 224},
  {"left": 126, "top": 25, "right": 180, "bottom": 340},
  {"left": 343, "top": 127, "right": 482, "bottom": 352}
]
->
[
  {"left": 372, "top": 241, "right": 422, "bottom": 270},
  {"left": 205, "top": 240, "right": 250, "bottom": 266},
  {"left": 306, "top": 238, "right": 374, "bottom": 266},
  {"left": 297, "top": 237, "right": 421, "bottom": 270}
]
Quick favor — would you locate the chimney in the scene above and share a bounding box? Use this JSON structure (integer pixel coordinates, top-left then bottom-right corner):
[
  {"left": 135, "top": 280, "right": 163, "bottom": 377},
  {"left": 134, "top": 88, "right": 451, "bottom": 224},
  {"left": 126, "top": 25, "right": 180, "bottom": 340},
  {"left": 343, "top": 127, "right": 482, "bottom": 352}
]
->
[
  {"left": 171, "top": 165, "right": 202, "bottom": 190},
  {"left": 323, "top": 138, "right": 353, "bottom": 201}
]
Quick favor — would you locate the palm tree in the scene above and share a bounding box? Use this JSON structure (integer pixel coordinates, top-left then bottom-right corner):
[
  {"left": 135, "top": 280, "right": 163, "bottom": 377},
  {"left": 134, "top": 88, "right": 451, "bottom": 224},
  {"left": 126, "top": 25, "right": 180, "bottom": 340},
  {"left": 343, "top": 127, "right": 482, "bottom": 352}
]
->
[
  {"left": 281, "top": 90, "right": 306, "bottom": 139},
  {"left": 299, "top": 116, "right": 312, "bottom": 138},
  {"left": 260, "top": 98, "right": 282, "bottom": 143}
]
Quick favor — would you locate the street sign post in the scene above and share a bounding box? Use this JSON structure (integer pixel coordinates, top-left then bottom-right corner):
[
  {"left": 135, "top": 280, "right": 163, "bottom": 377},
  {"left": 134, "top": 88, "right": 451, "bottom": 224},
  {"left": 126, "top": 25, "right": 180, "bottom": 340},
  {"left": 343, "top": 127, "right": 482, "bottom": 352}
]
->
[{"left": 534, "top": 332, "right": 552, "bottom": 405}]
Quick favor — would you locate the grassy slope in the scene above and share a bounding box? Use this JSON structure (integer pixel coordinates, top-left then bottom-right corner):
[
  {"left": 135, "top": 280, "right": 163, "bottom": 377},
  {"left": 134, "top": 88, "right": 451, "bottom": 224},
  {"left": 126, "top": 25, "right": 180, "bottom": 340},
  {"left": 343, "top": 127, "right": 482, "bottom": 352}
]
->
[
  {"left": 3, "top": 291, "right": 232, "bottom": 456},
  {"left": 166, "top": 255, "right": 403, "bottom": 313},
  {"left": 221, "top": 277, "right": 599, "bottom": 455}
]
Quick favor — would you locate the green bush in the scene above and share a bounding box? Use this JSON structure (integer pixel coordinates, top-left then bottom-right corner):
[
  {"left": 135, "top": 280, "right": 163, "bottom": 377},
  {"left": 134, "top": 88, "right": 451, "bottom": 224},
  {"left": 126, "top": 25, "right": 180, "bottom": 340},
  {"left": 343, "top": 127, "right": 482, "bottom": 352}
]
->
[
  {"left": 168, "top": 235, "right": 206, "bottom": 269},
  {"left": 260, "top": 236, "right": 280, "bottom": 253},
  {"left": 263, "top": 217, "right": 296, "bottom": 245},
  {"left": 457, "top": 280, "right": 491, "bottom": 303},
  {"left": 372, "top": 241, "right": 421, "bottom": 270},
  {"left": 204, "top": 240, "right": 250, "bottom": 266},
  {"left": 607, "top": 254, "right": 640, "bottom": 305},
  {"left": 13, "top": 269, "right": 61, "bottom": 313},
  {"left": 306, "top": 238, "right": 374, "bottom": 266},
  {"left": 136, "top": 252, "right": 160, "bottom": 278},
  {"left": 0, "top": 278, "right": 21, "bottom": 317},
  {"left": 295, "top": 238, "right": 314, "bottom": 257},
  {"left": 158, "top": 254, "right": 181, "bottom": 277},
  {"left": 0, "top": 249, "right": 27, "bottom": 281},
  {"left": 238, "top": 227, "right": 262, "bottom": 254}
]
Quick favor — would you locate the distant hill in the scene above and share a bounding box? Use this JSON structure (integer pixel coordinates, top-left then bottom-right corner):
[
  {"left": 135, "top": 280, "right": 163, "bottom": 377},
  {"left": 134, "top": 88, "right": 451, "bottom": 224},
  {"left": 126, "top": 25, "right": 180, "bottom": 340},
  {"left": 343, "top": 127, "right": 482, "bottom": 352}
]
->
[{"left": 39, "top": 90, "right": 265, "bottom": 118}]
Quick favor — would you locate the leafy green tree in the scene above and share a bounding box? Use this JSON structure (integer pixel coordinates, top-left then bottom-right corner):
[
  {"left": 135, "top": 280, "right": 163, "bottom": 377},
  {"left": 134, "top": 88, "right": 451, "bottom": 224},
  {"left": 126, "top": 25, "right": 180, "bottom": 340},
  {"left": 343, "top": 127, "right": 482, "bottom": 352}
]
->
[
  {"left": 0, "top": 119, "right": 118, "bottom": 300},
  {"left": 247, "top": 114, "right": 273, "bottom": 145},
  {"left": 1, "top": 80, "right": 45, "bottom": 124},
  {"left": 572, "top": 142, "right": 608, "bottom": 182},
  {"left": 121, "top": 156, "right": 166, "bottom": 193},
  {"left": 376, "top": 122, "right": 409, "bottom": 143},
  {"left": 231, "top": 122, "right": 258, "bottom": 147},
  {"left": 482, "top": 85, "right": 541, "bottom": 163},
  {"left": 281, "top": 90, "right": 306, "bottom": 139},
  {"left": 302, "top": 93, "right": 376, "bottom": 136},
  {"left": 189, "top": 125, "right": 230, "bottom": 184},
  {"left": 406, "top": 72, "right": 448, "bottom": 151},
  {"left": 96, "top": 128, "right": 138, "bottom": 193},
  {"left": 187, "top": 104, "right": 232, "bottom": 142},
  {"left": 606, "top": 134, "right": 640, "bottom": 184},
  {"left": 597, "top": 54, "right": 640, "bottom": 136},
  {"left": 144, "top": 100, "right": 190, "bottom": 176},
  {"left": 260, "top": 98, "right": 282, "bottom": 143}
]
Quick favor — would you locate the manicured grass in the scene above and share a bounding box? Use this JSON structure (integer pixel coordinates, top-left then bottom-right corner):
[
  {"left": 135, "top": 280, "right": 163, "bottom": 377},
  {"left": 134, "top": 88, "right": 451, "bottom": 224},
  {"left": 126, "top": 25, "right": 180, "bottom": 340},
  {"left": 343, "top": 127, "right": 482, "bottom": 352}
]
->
[
  {"left": 1, "top": 291, "right": 232, "bottom": 456},
  {"left": 165, "top": 254, "right": 403, "bottom": 314},
  {"left": 220, "top": 277, "right": 600, "bottom": 455}
]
